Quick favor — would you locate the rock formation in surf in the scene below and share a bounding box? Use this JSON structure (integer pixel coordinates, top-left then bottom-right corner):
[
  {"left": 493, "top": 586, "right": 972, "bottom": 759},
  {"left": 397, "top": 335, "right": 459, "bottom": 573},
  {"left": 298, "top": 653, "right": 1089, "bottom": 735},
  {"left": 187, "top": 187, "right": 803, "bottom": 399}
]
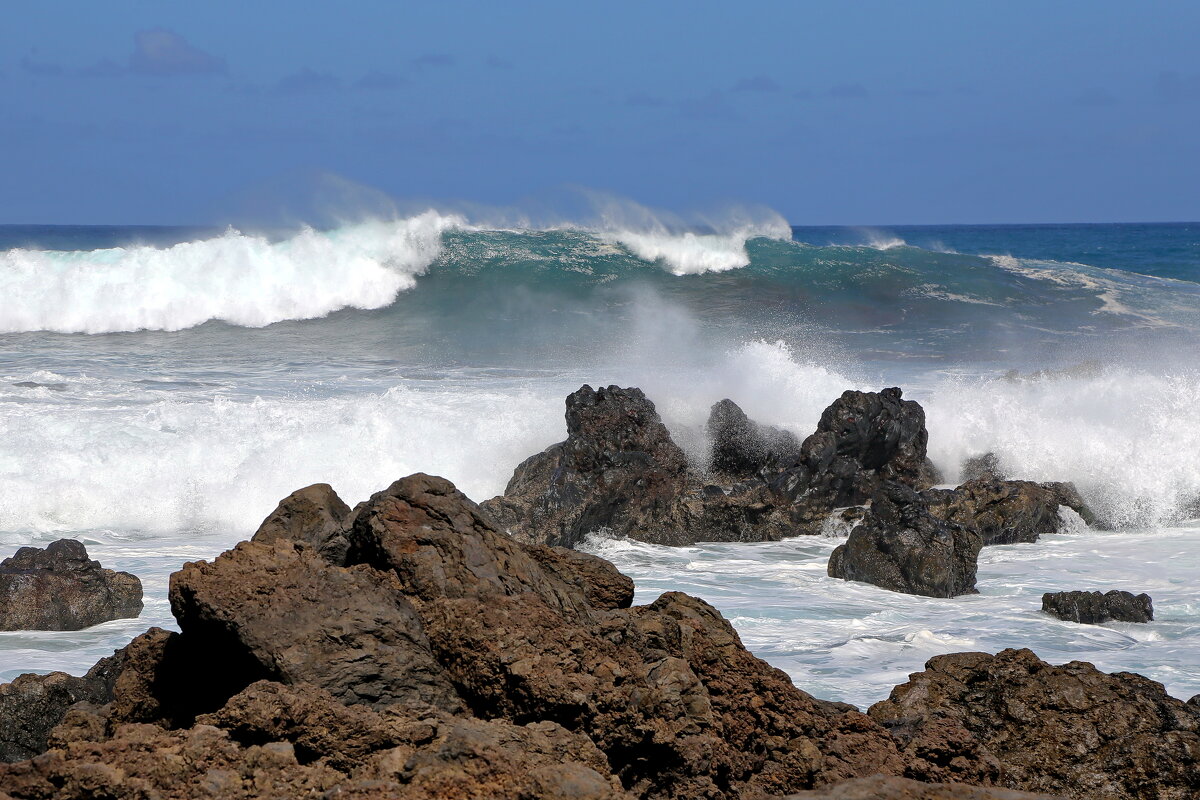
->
[
  {"left": 0, "top": 473, "right": 1194, "bottom": 800},
  {"left": 0, "top": 539, "right": 143, "bottom": 631},
  {"left": 482, "top": 386, "right": 940, "bottom": 548},
  {"left": 827, "top": 483, "right": 983, "bottom": 598},
  {"left": 1041, "top": 590, "right": 1154, "bottom": 624},
  {"left": 923, "top": 479, "right": 1094, "bottom": 546}
]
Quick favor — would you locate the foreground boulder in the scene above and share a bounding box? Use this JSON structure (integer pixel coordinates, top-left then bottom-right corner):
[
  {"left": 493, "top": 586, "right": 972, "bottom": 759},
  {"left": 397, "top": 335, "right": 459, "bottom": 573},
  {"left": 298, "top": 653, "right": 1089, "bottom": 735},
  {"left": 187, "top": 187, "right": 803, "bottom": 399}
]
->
[
  {"left": 484, "top": 386, "right": 940, "bottom": 548},
  {"left": 869, "top": 648, "right": 1200, "bottom": 799},
  {"left": 828, "top": 483, "right": 982, "bottom": 598},
  {"left": 0, "top": 474, "right": 909, "bottom": 798},
  {"left": 1042, "top": 590, "right": 1153, "bottom": 624},
  {"left": 0, "top": 539, "right": 142, "bottom": 631},
  {"left": 923, "top": 479, "right": 1094, "bottom": 546}
]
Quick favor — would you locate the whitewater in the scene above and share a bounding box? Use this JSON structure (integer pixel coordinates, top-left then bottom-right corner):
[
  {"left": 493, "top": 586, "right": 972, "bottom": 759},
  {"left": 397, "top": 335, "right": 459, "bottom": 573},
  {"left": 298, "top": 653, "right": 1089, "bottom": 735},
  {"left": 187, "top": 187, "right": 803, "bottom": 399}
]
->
[{"left": 2, "top": 212, "right": 1199, "bottom": 710}]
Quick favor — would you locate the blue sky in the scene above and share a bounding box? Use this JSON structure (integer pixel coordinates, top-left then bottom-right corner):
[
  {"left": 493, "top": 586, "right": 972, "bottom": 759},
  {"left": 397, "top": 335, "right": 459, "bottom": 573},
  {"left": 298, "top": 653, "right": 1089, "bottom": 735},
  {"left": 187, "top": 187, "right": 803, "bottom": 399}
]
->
[{"left": 3, "top": 1, "right": 1199, "bottom": 225}]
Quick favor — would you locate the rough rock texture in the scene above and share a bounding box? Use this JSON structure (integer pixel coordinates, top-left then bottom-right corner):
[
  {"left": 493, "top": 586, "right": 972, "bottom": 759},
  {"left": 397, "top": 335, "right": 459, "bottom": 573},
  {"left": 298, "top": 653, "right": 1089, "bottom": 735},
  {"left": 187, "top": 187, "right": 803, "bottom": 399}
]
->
[
  {"left": 0, "top": 473, "right": 912, "bottom": 800},
  {"left": 782, "top": 775, "right": 1063, "bottom": 799},
  {"left": 0, "top": 539, "right": 142, "bottom": 631},
  {"left": 481, "top": 385, "right": 695, "bottom": 548},
  {"left": 869, "top": 648, "right": 1200, "bottom": 799},
  {"left": 0, "top": 654, "right": 123, "bottom": 762},
  {"left": 484, "top": 385, "right": 941, "bottom": 548},
  {"left": 251, "top": 482, "right": 354, "bottom": 564},
  {"left": 923, "top": 479, "right": 1093, "bottom": 546},
  {"left": 961, "top": 452, "right": 1007, "bottom": 482},
  {"left": 707, "top": 398, "right": 802, "bottom": 477},
  {"left": 1041, "top": 590, "right": 1153, "bottom": 624},
  {"left": 828, "top": 483, "right": 982, "bottom": 598}
]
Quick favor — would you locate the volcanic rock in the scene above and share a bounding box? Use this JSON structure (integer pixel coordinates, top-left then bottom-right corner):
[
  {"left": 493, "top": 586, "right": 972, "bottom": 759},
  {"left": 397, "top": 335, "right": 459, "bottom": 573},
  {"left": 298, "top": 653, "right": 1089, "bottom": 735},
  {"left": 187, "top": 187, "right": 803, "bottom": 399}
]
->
[
  {"left": 0, "top": 539, "right": 142, "bottom": 631},
  {"left": 0, "top": 472, "right": 913, "bottom": 799},
  {"left": 706, "top": 398, "right": 802, "bottom": 477},
  {"left": 923, "top": 479, "right": 1093, "bottom": 546},
  {"left": 961, "top": 452, "right": 1007, "bottom": 482},
  {"left": 782, "top": 775, "right": 1063, "bottom": 799},
  {"left": 484, "top": 385, "right": 943, "bottom": 548},
  {"left": 1041, "top": 590, "right": 1153, "bottom": 624},
  {"left": 868, "top": 647, "right": 1200, "bottom": 799},
  {"left": 0, "top": 653, "right": 123, "bottom": 762},
  {"left": 828, "top": 482, "right": 982, "bottom": 598},
  {"left": 251, "top": 482, "right": 354, "bottom": 565}
]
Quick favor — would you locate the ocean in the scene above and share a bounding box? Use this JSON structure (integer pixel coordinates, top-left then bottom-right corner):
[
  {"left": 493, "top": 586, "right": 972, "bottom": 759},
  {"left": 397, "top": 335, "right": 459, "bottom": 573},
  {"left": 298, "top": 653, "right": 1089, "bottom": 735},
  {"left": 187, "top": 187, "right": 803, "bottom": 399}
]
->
[{"left": 2, "top": 215, "right": 1198, "bottom": 709}]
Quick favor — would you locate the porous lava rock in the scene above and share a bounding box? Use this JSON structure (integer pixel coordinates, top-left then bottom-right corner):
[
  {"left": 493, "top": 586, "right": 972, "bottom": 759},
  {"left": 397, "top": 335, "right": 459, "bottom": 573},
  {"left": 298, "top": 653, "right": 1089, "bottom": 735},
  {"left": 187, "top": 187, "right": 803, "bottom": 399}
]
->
[
  {"left": 0, "top": 539, "right": 142, "bottom": 631},
  {"left": 0, "top": 653, "right": 123, "bottom": 762},
  {"left": 707, "top": 398, "right": 802, "bottom": 477},
  {"left": 868, "top": 647, "right": 1200, "bottom": 799},
  {"left": 828, "top": 482, "right": 982, "bottom": 598},
  {"left": 923, "top": 479, "right": 1094, "bottom": 546},
  {"left": 250, "top": 482, "right": 354, "bottom": 564},
  {"left": 782, "top": 774, "right": 1063, "bottom": 799},
  {"left": 0, "top": 473, "right": 911, "bottom": 799},
  {"left": 1041, "top": 590, "right": 1153, "bottom": 624}
]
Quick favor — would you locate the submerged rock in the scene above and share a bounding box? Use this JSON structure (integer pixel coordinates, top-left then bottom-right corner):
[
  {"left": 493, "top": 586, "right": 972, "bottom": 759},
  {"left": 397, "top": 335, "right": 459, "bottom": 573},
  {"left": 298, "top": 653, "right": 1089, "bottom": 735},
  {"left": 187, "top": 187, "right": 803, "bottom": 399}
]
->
[
  {"left": 1041, "top": 590, "right": 1153, "bottom": 624},
  {"left": 869, "top": 647, "right": 1200, "bottom": 799},
  {"left": 0, "top": 539, "right": 142, "bottom": 631},
  {"left": 828, "top": 483, "right": 982, "bottom": 598},
  {"left": 923, "top": 478, "right": 1093, "bottom": 546}
]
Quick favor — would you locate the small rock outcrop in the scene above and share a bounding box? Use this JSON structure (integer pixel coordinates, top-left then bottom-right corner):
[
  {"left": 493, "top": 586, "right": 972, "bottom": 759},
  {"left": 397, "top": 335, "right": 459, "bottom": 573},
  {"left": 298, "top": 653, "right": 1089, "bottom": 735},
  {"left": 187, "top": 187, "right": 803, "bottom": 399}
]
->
[
  {"left": 706, "top": 398, "right": 802, "bottom": 476},
  {"left": 0, "top": 539, "right": 142, "bottom": 631},
  {"left": 923, "top": 479, "right": 1093, "bottom": 546},
  {"left": 961, "top": 452, "right": 1007, "bottom": 482},
  {"left": 1041, "top": 590, "right": 1154, "bottom": 624},
  {"left": 868, "top": 647, "right": 1200, "bottom": 799},
  {"left": 828, "top": 483, "right": 982, "bottom": 598}
]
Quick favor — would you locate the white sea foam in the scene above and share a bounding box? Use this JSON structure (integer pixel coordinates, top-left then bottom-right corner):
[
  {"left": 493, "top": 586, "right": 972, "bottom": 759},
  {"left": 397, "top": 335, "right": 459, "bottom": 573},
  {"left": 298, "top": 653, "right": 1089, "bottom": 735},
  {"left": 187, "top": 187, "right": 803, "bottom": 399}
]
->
[
  {"left": 0, "top": 212, "right": 462, "bottom": 334},
  {"left": 603, "top": 221, "right": 790, "bottom": 275}
]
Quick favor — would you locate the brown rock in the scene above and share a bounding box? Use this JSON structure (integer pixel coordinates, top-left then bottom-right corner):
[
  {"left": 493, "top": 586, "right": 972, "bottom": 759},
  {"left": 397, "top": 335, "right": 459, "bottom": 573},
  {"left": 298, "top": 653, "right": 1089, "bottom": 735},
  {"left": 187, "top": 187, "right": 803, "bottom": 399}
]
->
[
  {"left": 169, "top": 540, "right": 463, "bottom": 712},
  {"left": 0, "top": 539, "right": 142, "bottom": 631},
  {"left": 251, "top": 482, "right": 354, "bottom": 564},
  {"left": 924, "top": 479, "right": 1092, "bottom": 546},
  {"left": 868, "top": 648, "right": 1200, "bottom": 799},
  {"left": 782, "top": 774, "right": 1063, "bottom": 798}
]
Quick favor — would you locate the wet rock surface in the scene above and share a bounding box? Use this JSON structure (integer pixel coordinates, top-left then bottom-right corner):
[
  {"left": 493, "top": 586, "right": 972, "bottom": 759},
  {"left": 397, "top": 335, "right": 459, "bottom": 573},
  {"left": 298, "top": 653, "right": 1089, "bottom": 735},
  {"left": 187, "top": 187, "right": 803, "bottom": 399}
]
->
[
  {"left": 868, "top": 647, "right": 1200, "bottom": 799},
  {"left": 707, "top": 398, "right": 802, "bottom": 477},
  {"left": 0, "top": 539, "right": 142, "bottom": 631},
  {"left": 923, "top": 479, "right": 1092, "bottom": 546},
  {"left": 1041, "top": 590, "right": 1153, "bottom": 624},
  {"left": 484, "top": 385, "right": 940, "bottom": 547},
  {"left": 828, "top": 483, "right": 982, "bottom": 598}
]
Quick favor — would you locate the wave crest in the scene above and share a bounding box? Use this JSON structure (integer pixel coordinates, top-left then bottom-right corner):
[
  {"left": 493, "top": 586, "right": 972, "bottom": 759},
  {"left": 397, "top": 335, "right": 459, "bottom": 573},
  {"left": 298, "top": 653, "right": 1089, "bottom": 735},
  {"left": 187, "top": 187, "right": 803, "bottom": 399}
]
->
[{"left": 0, "top": 211, "right": 462, "bottom": 334}]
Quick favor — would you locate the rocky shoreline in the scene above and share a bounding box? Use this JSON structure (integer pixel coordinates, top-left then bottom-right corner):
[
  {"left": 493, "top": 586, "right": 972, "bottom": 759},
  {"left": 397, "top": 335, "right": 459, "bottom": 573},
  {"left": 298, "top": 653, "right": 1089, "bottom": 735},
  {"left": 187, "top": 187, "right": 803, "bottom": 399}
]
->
[{"left": 1, "top": 385, "right": 1194, "bottom": 799}]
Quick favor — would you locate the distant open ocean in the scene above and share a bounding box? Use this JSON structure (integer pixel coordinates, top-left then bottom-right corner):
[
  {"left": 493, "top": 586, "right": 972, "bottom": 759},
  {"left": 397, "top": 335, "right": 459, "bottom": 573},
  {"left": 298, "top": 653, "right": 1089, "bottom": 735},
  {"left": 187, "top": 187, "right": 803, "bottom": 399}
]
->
[{"left": 2, "top": 217, "right": 1198, "bottom": 708}]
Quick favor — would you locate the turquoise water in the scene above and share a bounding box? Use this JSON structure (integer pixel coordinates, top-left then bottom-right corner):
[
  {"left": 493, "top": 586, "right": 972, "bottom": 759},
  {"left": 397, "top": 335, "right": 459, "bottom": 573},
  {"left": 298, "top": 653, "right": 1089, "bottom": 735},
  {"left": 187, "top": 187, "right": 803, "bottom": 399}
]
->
[{"left": 1, "top": 217, "right": 1198, "bottom": 705}]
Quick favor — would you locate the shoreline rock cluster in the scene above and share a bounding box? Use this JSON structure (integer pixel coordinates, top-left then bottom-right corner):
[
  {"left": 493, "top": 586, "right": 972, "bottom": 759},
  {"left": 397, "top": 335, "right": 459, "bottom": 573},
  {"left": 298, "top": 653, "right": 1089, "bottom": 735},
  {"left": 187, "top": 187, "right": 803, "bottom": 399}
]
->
[
  {"left": 482, "top": 384, "right": 1096, "bottom": 599},
  {"left": 0, "top": 472, "right": 1196, "bottom": 799}
]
